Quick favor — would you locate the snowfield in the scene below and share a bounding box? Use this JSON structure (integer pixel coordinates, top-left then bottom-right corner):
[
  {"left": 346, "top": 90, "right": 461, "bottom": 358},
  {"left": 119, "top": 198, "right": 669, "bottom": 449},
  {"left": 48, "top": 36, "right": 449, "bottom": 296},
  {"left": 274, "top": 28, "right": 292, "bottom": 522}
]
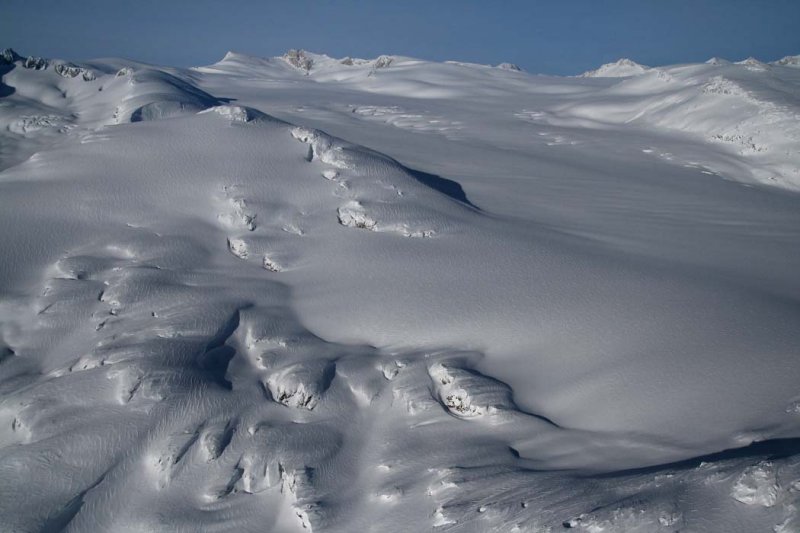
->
[{"left": 1, "top": 47, "right": 800, "bottom": 532}]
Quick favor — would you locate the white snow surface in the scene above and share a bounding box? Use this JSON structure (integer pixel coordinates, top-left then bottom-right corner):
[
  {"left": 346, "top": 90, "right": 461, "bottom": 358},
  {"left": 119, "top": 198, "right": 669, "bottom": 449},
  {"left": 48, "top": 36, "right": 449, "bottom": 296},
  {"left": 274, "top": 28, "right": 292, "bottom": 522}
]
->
[
  {"left": 580, "top": 58, "right": 651, "bottom": 77},
  {"left": 1, "top": 47, "right": 800, "bottom": 532}
]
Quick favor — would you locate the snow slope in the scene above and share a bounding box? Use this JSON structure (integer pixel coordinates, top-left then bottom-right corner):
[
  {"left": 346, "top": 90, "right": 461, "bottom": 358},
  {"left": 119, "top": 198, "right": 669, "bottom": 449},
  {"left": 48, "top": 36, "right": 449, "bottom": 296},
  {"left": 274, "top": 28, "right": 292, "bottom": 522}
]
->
[{"left": 1, "top": 47, "right": 800, "bottom": 532}]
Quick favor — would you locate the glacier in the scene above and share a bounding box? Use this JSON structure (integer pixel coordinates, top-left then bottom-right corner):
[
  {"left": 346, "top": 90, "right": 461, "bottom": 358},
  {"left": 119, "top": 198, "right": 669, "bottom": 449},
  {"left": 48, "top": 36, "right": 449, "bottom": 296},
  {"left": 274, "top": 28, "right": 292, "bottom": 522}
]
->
[{"left": 1, "top": 47, "right": 800, "bottom": 532}]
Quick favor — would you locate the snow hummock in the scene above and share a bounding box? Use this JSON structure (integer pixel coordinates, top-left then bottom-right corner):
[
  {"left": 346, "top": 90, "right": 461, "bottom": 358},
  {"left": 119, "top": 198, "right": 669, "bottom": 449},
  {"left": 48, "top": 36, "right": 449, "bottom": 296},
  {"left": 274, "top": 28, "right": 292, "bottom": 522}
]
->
[
  {"left": 337, "top": 200, "right": 377, "bottom": 230},
  {"left": 201, "top": 104, "right": 265, "bottom": 123}
]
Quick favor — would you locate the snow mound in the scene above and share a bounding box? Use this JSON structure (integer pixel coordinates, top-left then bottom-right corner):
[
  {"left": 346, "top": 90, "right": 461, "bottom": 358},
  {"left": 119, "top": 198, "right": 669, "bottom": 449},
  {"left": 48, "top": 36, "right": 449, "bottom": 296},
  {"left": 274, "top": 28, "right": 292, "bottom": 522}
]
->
[
  {"left": 201, "top": 104, "right": 266, "bottom": 123},
  {"left": 337, "top": 200, "right": 377, "bottom": 230},
  {"left": 112, "top": 69, "right": 220, "bottom": 123},
  {"left": 581, "top": 58, "right": 650, "bottom": 77},
  {"left": 428, "top": 362, "right": 515, "bottom": 418},
  {"left": 131, "top": 100, "right": 205, "bottom": 122},
  {"left": 227, "top": 237, "right": 249, "bottom": 259},
  {"left": 290, "top": 125, "right": 354, "bottom": 168},
  {"left": 265, "top": 361, "right": 335, "bottom": 410},
  {"left": 261, "top": 255, "right": 282, "bottom": 272}
]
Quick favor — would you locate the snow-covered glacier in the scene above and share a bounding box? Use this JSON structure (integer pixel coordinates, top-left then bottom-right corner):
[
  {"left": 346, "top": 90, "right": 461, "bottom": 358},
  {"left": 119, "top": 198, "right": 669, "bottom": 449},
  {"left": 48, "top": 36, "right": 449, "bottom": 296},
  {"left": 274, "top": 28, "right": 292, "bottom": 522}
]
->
[{"left": 1, "top": 48, "right": 800, "bottom": 532}]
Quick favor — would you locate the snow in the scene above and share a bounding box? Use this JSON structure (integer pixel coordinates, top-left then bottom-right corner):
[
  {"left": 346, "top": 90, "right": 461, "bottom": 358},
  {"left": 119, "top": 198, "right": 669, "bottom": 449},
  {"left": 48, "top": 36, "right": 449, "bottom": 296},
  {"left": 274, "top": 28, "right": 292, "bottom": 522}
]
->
[
  {"left": 1, "top": 48, "right": 22, "bottom": 64},
  {"left": 731, "top": 462, "right": 780, "bottom": 507},
  {"left": 1, "top": 47, "right": 800, "bottom": 532},
  {"left": 580, "top": 58, "right": 650, "bottom": 77},
  {"left": 774, "top": 55, "right": 800, "bottom": 68},
  {"left": 496, "top": 62, "right": 523, "bottom": 71}
]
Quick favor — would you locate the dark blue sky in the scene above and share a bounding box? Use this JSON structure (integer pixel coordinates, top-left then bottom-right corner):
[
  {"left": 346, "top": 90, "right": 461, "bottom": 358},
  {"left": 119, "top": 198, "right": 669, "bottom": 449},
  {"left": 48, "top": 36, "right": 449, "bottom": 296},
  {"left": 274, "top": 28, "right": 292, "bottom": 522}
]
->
[{"left": 2, "top": 0, "right": 799, "bottom": 75}]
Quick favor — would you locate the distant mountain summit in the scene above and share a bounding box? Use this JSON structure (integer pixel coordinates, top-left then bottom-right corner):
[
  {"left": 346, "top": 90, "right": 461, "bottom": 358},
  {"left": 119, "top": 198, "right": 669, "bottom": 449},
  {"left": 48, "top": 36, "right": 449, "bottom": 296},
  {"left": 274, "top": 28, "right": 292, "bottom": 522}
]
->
[
  {"left": 215, "top": 49, "right": 529, "bottom": 77},
  {"left": 496, "top": 62, "right": 522, "bottom": 71},
  {"left": 1, "top": 47, "right": 97, "bottom": 79},
  {"left": 772, "top": 55, "right": 800, "bottom": 67},
  {"left": 736, "top": 57, "right": 771, "bottom": 71},
  {"left": 580, "top": 58, "right": 649, "bottom": 78},
  {"left": 1, "top": 48, "right": 22, "bottom": 64}
]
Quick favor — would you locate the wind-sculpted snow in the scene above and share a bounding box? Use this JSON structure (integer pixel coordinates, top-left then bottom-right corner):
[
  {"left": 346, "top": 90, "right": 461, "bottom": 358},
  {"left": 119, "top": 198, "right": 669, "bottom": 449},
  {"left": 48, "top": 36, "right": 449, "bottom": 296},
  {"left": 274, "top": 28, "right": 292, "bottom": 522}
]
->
[
  {"left": 348, "top": 104, "right": 465, "bottom": 139},
  {"left": 1, "top": 48, "right": 800, "bottom": 532}
]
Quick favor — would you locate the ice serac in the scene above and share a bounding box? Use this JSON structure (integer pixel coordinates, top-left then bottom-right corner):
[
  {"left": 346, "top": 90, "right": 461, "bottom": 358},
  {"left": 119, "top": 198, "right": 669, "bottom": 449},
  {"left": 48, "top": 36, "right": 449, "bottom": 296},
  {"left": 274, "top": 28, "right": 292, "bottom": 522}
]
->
[
  {"left": 1, "top": 47, "right": 800, "bottom": 533},
  {"left": 1, "top": 48, "right": 22, "bottom": 64}
]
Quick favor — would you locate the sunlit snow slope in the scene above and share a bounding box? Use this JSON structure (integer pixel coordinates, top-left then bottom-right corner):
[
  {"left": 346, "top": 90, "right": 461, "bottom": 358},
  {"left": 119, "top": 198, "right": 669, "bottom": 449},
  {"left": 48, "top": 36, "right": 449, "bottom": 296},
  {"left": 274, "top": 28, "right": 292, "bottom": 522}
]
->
[{"left": 1, "top": 48, "right": 800, "bottom": 532}]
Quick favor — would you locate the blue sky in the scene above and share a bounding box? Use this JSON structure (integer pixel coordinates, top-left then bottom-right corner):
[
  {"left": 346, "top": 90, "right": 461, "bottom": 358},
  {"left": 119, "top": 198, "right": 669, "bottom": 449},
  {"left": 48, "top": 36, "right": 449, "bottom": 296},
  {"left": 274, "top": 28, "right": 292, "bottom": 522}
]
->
[{"left": 2, "top": 0, "right": 799, "bottom": 75}]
